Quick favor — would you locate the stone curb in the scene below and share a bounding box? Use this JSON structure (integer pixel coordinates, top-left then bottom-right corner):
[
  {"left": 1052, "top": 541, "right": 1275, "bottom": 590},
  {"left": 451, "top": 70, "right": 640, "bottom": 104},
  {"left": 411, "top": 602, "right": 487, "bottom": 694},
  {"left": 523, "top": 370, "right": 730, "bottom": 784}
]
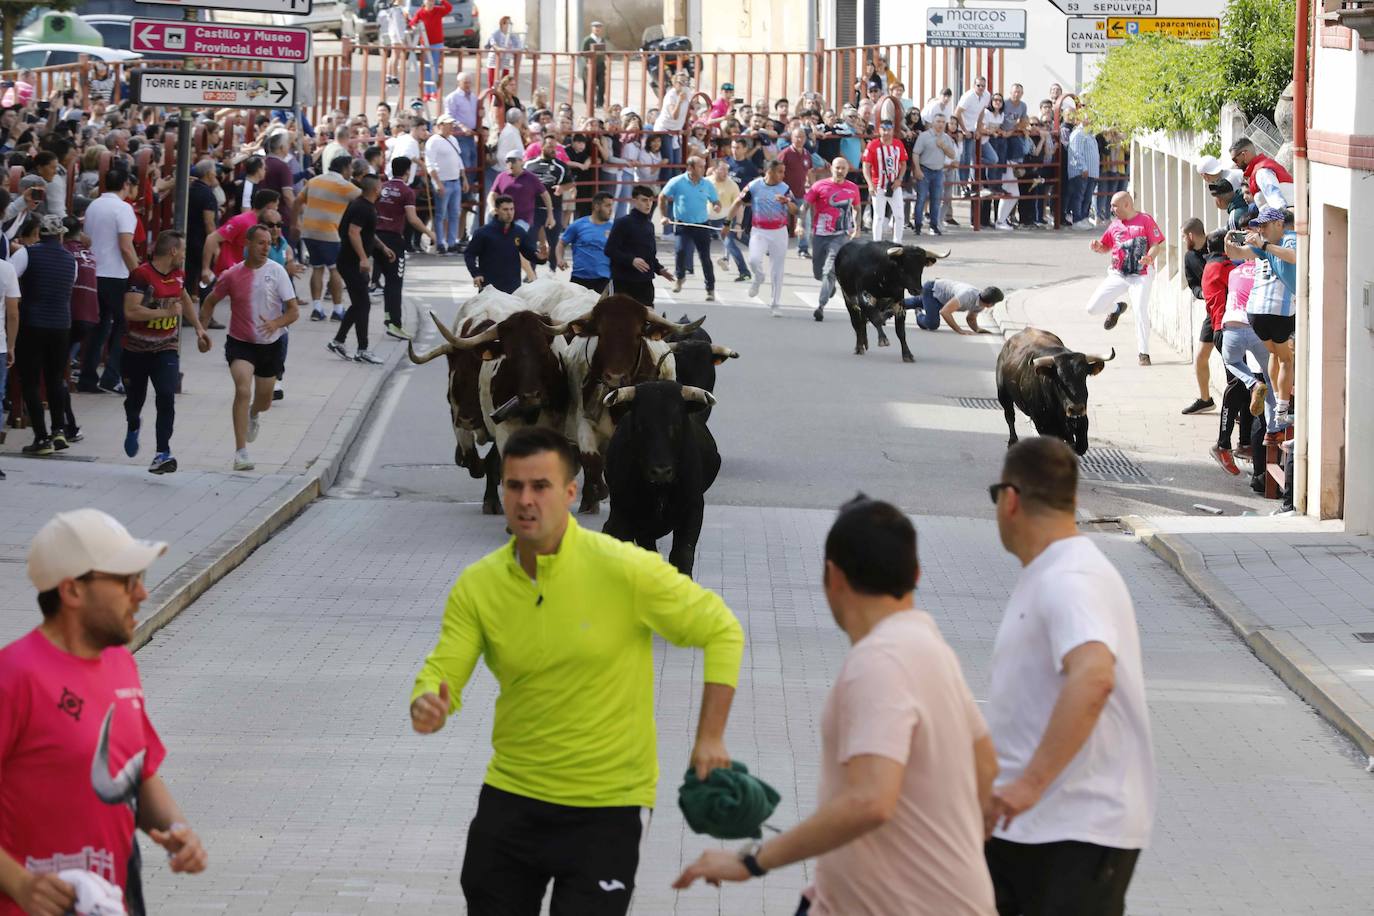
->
[
  {"left": 130, "top": 311, "right": 412, "bottom": 652},
  {"left": 1120, "top": 515, "right": 1374, "bottom": 760}
]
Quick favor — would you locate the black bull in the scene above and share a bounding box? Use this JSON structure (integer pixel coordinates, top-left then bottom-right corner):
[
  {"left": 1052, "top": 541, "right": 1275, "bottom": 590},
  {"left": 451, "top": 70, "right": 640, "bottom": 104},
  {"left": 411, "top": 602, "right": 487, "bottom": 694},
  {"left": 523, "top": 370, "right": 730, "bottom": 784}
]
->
[
  {"left": 602, "top": 380, "right": 720, "bottom": 577},
  {"left": 995, "top": 328, "right": 1115, "bottom": 456},
  {"left": 832, "top": 241, "right": 949, "bottom": 362}
]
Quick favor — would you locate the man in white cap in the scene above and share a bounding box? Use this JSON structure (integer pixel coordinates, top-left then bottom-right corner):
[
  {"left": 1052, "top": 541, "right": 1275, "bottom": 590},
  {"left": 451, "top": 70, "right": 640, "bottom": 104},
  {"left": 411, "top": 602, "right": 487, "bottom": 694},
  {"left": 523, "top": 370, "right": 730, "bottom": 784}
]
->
[
  {"left": 0, "top": 510, "right": 207, "bottom": 915},
  {"left": 1194, "top": 155, "right": 1245, "bottom": 198}
]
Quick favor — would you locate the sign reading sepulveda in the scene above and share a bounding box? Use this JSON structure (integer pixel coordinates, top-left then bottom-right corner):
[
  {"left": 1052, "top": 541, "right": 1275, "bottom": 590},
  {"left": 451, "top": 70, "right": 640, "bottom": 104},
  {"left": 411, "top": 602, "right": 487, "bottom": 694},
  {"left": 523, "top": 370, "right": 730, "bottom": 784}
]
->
[
  {"left": 926, "top": 7, "right": 1028, "bottom": 49},
  {"left": 134, "top": 71, "right": 297, "bottom": 109},
  {"left": 1048, "top": 0, "right": 1156, "bottom": 15}
]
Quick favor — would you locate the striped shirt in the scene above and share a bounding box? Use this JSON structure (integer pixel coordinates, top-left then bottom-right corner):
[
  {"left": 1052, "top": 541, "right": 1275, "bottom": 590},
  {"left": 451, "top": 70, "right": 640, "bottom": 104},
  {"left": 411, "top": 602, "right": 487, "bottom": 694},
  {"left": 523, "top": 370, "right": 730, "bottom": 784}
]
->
[
  {"left": 1245, "top": 230, "right": 1297, "bottom": 318},
  {"left": 299, "top": 173, "right": 360, "bottom": 241}
]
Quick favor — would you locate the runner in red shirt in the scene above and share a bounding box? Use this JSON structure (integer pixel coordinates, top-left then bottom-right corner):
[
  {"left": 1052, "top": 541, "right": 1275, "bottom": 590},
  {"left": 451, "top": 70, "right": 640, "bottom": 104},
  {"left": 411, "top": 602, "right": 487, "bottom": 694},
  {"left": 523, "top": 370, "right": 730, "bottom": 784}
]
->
[
  {"left": 409, "top": 0, "right": 454, "bottom": 101},
  {"left": 122, "top": 230, "right": 212, "bottom": 475},
  {"left": 862, "top": 120, "right": 908, "bottom": 244},
  {"left": 0, "top": 509, "right": 207, "bottom": 916}
]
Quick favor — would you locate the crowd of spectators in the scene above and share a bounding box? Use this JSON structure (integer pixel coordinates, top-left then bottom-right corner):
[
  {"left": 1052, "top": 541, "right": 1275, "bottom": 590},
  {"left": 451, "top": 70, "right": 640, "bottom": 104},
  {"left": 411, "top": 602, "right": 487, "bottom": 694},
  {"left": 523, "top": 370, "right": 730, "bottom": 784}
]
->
[{"left": 1182, "top": 139, "right": 1297, "bottom": 512}]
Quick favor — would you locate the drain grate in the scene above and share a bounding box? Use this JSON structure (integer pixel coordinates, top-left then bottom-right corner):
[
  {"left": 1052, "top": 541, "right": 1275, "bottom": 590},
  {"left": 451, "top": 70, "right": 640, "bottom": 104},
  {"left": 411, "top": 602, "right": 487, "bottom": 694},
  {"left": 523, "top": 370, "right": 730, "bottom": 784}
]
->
[
  {"left": 957, "top": 397, "right": 1003, "bottom": 410},
  {"left": 1078, "top": 448, "right": 1149, "bottom": 482},
  {"left": 1354, "top": 633, "right": 1374, "bottom": 644}
]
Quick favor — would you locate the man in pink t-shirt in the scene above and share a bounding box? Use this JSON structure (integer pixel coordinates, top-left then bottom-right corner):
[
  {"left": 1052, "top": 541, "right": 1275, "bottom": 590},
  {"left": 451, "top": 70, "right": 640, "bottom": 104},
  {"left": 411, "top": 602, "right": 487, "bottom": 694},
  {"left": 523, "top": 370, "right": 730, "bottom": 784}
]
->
[
  {"left": 1083, "top": 191, "right": 1165, "bottom": 365},
  {"left": 705, "top": 83, "right": 735, "bottom": 127},
  {"left": 199, "top": 224, "right": 301, "bottom": 471},
  {"left": 805, "top": 157, "right": 862, "bottom": 320},
  {"left": 199, "top": 188, "right": 282, "bottom": 328},
  {"left": 0, "top": 510, "right": 206, "bottom": 916},
  {"left": 675, "top": 498, "right": 998, "bottom": 916}
]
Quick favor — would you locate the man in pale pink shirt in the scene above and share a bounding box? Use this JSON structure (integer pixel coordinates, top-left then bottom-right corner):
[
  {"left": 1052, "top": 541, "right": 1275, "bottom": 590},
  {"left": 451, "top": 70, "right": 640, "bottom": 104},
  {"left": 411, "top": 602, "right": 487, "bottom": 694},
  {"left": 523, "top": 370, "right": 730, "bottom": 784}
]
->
[{"left": 675, "top": 497, "right": 998, "bottom": 916}]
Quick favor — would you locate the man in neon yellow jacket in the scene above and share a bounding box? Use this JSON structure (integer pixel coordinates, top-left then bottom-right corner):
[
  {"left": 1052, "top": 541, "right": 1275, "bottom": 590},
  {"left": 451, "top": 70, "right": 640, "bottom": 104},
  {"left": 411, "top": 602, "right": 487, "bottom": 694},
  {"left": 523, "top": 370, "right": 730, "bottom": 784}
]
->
[{"left": 409, "top": 425, "right": 744, "bottom": 915}]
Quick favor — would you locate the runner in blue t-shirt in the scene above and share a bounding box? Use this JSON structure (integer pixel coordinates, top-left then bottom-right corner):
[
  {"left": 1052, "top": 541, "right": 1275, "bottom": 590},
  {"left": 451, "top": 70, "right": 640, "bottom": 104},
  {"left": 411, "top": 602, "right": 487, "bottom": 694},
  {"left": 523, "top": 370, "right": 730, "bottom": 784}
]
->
[{"left": 556, "top": 192, "right": 614, "bottom": 293}]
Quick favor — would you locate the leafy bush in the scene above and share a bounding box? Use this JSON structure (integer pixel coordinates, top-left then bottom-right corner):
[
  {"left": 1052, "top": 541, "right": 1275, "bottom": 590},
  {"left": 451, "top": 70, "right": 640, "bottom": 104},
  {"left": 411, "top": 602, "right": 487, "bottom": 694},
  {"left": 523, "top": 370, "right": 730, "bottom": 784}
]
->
[{"left": 1084, "top": 0, "right": 1295, "bottom": 140}]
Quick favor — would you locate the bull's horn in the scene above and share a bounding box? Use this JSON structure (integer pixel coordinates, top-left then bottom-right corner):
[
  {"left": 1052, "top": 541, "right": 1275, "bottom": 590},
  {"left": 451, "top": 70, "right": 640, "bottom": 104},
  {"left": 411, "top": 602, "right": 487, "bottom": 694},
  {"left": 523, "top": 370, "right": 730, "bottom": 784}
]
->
[
  {"left": 710, "top": 344, "right": 739, "bottom": 359},
  {"left": 680, "top": 385, "right": 718, "bottom": 406},
  {"left": 597, "top": 284, "right": 612, "bottom": 302},
  {"left": 539, "top": 315, "right": 571, "bottom": 336},
  {"left": 645, "top": 311, "right": 705, "bottom": 334},
  {"left": 1032, "top": 355, "right": 1056, "bottom": 370},
  {"left": 887, "top": 246, "right": 905, "bottom": 257},
  {"left": 407, "top": 339, "right": 451, "bottom": 364},
  {"left": 655, "top": 347, "right": 676, "bottom": 373},
  {"left": 568, "top": 309, "right": 596, "bottom": 333},
  {"left": 449, "top": 322, "right": 502, "bottom": 351},
  {"left": 602, "top": 386, "right": 636, "bottom": 408},
  {"left": 931, "top": 249, "right": 952, "bottom": 259},
  {"left": 1088, "top": 347, "right": 1117, "bottom": 364},
  {"left": 430, "top": 310, "right": 464, "bottom": 348}
]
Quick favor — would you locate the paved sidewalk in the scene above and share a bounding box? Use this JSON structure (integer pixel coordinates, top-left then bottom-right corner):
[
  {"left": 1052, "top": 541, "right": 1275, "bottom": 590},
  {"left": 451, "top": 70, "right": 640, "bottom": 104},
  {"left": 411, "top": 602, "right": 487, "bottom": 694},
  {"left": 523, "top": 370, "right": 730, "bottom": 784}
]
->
[
  {"left": 1123, "top": 513, "right": 1374, "bottom": 760},
  {"left": 0, "top": 256, "right": 457, "bottom": 647}
]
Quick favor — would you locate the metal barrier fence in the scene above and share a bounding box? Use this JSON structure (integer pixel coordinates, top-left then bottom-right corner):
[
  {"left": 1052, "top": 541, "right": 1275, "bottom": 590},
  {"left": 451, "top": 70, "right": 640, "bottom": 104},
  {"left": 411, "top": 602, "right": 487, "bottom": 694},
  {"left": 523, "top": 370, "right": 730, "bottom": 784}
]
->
[{"left": 340, "top": 41, "right": 1006, "bottom": 127}]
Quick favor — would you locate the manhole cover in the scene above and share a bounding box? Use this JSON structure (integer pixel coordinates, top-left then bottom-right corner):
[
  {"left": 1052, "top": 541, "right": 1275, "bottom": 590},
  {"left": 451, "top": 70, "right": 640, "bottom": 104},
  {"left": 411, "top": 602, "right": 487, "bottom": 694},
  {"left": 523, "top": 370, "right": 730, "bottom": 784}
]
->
[
  {"left": 328, "top": 487, "right": 400, "bottom": 499},
  {"left": 13, "top": 452, "right": 98, "bottom": 462},
  {"left": 1078, "top": 448, "right": 1149, "bottom": 482},
  {"left": 956, "top": 397, "right": 1002, "bottom": 410}
]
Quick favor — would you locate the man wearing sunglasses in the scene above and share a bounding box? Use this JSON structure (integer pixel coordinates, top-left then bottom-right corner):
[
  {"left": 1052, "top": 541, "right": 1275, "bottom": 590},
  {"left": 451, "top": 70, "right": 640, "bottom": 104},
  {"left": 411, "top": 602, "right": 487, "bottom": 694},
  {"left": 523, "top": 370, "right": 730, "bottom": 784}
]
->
[
  {"left": 0, "top": 510, "right": 208, "bottom": 915},
  {"left": 984, "top": 437, "right": 1154, "bottom": 915}
]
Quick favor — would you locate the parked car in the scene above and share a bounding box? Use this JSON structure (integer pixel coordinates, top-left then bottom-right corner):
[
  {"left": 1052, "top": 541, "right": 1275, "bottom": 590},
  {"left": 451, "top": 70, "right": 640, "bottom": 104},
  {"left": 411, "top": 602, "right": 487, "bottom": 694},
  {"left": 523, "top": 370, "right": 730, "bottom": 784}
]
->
[
  {"left": 9, "top": 43, "right": 141, "bottom": 70},
  {"left": 641, "top": 26, "right": 693, "bottom": 96},
  {"left": 350, "top": 0, "right": 480, "bottom": 49},
  {"left": 81, "top": 15, "right": 136, "bottom": 51}
]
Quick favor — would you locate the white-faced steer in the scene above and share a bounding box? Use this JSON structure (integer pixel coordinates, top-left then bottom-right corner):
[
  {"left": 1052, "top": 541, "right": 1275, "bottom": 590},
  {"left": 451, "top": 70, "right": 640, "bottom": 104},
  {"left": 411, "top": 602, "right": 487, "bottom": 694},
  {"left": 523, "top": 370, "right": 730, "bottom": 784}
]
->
[
  {"left": 832, "top": 240, "right": 949, "bottom": 362},
  {"left": 996, "top": 328, "right": 1115, "bottom": 456}
]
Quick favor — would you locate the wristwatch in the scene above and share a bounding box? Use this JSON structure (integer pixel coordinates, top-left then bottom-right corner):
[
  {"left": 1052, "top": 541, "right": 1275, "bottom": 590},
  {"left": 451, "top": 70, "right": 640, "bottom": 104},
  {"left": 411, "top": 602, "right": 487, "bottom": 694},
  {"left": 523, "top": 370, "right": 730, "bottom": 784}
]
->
[
  {"left": 1261, "top": 240, "right": 1270, "bottom": 252},
  {"left": 739, "top": 840, "right": 768, "bottom": 877}
]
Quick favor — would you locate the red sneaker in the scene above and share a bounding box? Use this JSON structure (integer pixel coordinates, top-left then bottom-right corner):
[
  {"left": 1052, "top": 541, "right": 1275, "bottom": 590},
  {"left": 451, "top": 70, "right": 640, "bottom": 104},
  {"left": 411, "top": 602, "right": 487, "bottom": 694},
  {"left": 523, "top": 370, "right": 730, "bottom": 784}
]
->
[{"left": 1209, "top": 445, "right": 1240, "bottom": 476}]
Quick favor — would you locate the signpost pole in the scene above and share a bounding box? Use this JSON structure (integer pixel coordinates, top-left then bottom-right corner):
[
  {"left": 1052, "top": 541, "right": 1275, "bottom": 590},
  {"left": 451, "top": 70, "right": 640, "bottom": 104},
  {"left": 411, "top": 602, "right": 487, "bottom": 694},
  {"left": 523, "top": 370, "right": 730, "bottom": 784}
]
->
[{"left": 171, "top": 6, "right": 196, "bottom": 236}]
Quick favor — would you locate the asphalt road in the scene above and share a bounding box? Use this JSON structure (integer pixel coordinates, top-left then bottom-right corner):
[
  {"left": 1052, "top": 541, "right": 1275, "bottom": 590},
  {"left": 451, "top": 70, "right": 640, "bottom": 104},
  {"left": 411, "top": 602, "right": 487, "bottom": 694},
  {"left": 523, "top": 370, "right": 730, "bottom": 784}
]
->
[{"left": 130, "top": 239, "right": 1374, "bottom": 915}]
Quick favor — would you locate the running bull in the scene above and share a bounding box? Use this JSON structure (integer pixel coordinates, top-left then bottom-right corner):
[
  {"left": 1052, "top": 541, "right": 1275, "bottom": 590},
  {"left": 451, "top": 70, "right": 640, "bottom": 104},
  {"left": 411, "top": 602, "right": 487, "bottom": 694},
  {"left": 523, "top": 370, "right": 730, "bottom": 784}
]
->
[
  {"left": 562, "top": 295, "right": 703, "bottom": 514},
  {"left": 832, "top": 240, "right": 950, "bottom": 362},
  {"left": 410, "top": 309, "right": 571, "bottom": 514},
  {"left": 602, "top": 380, "right": 721, "bottom": 577},
  {"left": 995, "top": 328, "right": 1115, "bottom": 456}
]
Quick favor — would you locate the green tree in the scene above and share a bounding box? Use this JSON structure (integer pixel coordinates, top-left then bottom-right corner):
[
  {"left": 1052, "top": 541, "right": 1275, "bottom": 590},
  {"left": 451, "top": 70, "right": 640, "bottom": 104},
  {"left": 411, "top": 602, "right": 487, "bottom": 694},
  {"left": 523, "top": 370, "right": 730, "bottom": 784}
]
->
[
  {"left": 0, "top": 0, "right": 81, "bottom": 70},
  {"left": 1085, "top": 0, "right": 1295, "bottom": 141}
]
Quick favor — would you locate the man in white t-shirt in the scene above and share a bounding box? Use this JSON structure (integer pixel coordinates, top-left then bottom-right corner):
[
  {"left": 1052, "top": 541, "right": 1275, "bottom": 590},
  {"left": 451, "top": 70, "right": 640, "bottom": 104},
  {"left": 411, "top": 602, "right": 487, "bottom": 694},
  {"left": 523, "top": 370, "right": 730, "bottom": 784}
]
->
[
  {"left": 985, "top": 436, "right": 1156, "bottom": 915},
  {"left": 953, "top": 75, "right": 993, "bottom": 193},
  {"left": 675, "top": 497, "right": 997, "bottom": 916},
  {"left": 0, "top": 254, "right": 17, "bottom": 479},
  {"left": 386, "top": 117, "right": 427, "bottom": 185},
  {"left": 80, "top": 168, "right": 139, "bottom": 393},
  {"left": 199, "top": 225, "right": 301, "bottom": 472}
]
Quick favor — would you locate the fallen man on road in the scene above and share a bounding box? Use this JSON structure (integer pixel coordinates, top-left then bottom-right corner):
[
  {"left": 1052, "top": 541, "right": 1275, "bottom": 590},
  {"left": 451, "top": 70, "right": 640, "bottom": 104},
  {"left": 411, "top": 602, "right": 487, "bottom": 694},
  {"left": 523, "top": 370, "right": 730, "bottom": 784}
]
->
[{"left": 910, "top": 279, "right": 1003, "bottom": 334}]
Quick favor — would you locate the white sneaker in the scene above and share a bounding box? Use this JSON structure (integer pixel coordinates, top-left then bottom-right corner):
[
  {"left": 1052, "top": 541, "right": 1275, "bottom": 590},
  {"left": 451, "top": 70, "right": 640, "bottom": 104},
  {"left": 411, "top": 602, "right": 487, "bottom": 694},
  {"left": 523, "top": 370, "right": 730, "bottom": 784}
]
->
[
  {"left": 354, "top": 349, "right": 384, "bottom": 365},
  {"left": 716, "top": 256, "right": 730, "bottom": 269},
  {"left": 233, "top": 449, "right": 255, "bottom": 471},
  {"left": 247, "top": 411, "right": 260, "bottom": 443},
  {"left": 994, "top": 221, "right": 1014, "bottom": 231},
  {"left": 748, "top": 276, "right": 763, "bottom": 299},
  {"left": 770, "top": 305, "right": 782, "bottom": 318},
  {"left": 671, "top": 278, "right": 684, "bottom": 293}
]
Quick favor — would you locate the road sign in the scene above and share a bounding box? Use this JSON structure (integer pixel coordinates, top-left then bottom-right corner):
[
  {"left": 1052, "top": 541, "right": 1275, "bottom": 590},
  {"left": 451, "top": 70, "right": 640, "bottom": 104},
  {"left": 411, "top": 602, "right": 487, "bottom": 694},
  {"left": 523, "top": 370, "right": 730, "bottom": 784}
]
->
[
  {"left": 1048, "top": 0, "right": 1156, "bottom": 15},
  {"left": 135, "top": 0, "right": 313, "bottom": 15},
  {"left": 926, "top": 7, "right": 1028, "bottom": 49},
  {"left": 130, "top": 19, "right": 311, "bottom": 62},
  {"left": 1106, "top": 16, "right": 1220, "bottom": 40},
  {"left": 1066, "top": 17, "right": 1110, "bottom": 53},
  {"left": 134, "top": 71, "right": 296, "bottom": 109}
]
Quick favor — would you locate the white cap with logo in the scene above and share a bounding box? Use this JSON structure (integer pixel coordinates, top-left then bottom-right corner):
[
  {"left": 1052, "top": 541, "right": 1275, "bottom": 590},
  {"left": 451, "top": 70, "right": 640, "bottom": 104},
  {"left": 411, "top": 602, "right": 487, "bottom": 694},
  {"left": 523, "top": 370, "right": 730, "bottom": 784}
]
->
[{"left": 27, "top": 509, "right": 168, "bottom": 592}]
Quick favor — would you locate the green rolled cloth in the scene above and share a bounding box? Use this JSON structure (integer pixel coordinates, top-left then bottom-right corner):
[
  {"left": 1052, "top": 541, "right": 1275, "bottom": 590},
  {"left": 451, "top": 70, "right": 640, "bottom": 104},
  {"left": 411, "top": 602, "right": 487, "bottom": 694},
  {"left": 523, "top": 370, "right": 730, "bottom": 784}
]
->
[{"left": 677, "top": 760, "right": 781, "bottom": 840}]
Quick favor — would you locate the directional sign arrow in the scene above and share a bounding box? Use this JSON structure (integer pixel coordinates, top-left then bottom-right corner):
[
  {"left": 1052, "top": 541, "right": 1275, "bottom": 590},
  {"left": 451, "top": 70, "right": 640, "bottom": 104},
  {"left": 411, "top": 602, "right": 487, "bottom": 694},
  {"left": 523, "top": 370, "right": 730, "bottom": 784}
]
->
[
  {"left": 271, "top": 81, "right": 290, "bottom": 104},
  {"left": 930, "top": 11, "right": 945, "bottom": 24},
  {"left": 138, "top": 24, "right": 158, "bottom": 45}
]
